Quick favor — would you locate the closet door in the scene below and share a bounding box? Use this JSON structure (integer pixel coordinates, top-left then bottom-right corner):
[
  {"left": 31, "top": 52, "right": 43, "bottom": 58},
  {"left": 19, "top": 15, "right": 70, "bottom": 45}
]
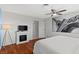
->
[
  {"left": 33, "top": 21, "right": 39, "bottom": 39},
  {"left": 39, "top": 21, "right": 45, "bottom": 38}
]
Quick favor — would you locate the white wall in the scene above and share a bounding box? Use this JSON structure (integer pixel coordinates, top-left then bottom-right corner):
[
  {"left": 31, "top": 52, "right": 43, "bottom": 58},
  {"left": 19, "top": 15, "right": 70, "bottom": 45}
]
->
[{"left": 1, "top": 11, "right": 40, "bottom": 46}]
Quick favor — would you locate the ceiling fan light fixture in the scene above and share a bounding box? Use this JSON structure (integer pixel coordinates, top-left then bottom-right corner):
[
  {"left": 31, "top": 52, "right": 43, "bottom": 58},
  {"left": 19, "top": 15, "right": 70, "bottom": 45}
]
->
[{"left": 53, "top": 13, "right": 57, "bottom": 16}]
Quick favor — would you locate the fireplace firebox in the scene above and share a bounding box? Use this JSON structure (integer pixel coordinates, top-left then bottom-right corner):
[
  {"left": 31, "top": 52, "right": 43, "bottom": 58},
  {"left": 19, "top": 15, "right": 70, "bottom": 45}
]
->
[{"left": 19, "top": 35, "right": 27, "bottom": 42}]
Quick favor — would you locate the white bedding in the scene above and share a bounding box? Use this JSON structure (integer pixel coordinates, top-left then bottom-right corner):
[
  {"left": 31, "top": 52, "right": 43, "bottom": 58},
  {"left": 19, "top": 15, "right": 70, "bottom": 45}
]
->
[{"left": 33, "top": 36, "right": 79, "bottom": 54}]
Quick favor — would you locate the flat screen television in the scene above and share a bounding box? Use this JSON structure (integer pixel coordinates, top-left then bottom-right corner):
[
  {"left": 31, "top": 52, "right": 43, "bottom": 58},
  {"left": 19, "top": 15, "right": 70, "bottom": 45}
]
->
[{"left": 18, "top": 25, "right": 28, "bottom": 31}]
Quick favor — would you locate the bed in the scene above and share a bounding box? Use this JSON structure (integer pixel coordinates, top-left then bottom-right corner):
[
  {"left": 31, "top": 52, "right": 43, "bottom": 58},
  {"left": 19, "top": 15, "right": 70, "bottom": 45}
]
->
[{"left": 33, "top": 36, "right": 79, "bottom": 54}]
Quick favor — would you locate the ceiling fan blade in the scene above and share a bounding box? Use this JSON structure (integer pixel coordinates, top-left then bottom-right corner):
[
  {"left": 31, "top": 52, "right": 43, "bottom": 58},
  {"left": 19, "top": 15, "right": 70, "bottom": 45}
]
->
[
  {"left": 57, "top": 13, "right": 62, "bottom": 15},
  {"left": 51, "top": 9, "right": 56, "bottom": 13},
  {"left": 58, "top": 9, "right": 66, "bottom": 12},
  {"left": 56, "top": 12, "right": 62, "bottom": 15}
]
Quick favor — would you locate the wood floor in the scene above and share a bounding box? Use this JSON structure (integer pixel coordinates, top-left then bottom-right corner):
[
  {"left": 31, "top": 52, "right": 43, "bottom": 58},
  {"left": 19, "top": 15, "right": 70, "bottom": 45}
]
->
[{"left": 0, "top": 39, "right": 39, "bottom": 54}]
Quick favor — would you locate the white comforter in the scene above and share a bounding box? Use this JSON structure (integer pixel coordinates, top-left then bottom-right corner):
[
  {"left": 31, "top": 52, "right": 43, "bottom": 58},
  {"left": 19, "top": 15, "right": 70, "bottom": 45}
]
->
[{"left": 33, "top": 36, "right": 79, "bottom": 54}]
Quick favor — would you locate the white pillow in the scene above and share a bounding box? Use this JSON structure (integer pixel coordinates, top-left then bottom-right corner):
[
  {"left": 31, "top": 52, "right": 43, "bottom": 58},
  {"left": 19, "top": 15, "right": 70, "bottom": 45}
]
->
[{"left": 71, "top": 28, "right": 79, "bottom": 34}]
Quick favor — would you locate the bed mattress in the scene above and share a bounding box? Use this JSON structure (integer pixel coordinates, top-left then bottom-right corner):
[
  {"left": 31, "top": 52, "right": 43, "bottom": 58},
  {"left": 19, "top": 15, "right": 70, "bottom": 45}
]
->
[{"left": 33, "top": 36, "right": 79, "bottom": 54}]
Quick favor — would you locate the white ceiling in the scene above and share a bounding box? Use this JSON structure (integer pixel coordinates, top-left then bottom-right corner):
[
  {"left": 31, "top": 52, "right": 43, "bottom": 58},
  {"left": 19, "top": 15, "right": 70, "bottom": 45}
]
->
[{"left": 0, "top": 4, "right": 79, "bottom": 18}]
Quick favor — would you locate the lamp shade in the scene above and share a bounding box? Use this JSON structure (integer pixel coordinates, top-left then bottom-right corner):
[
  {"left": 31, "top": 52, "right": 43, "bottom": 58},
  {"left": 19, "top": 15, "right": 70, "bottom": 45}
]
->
[{"left": 2, "top": 24, "right": 11, "bottom": 30}]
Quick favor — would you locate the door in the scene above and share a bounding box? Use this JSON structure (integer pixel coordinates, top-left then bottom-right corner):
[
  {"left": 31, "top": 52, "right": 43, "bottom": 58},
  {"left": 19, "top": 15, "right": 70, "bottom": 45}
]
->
[{"left": 33, "top": 21, "right": 39, "bottom": 39}]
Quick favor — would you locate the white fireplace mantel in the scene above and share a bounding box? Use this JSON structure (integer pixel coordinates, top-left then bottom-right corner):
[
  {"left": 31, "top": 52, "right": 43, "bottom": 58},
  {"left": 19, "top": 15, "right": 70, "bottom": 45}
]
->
[{"left": 16, "top": 31, "right": 29, "bottom": 44}]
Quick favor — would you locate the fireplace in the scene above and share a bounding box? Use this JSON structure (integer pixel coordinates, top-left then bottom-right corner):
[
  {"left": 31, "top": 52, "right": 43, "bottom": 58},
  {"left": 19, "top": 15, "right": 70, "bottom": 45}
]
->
[
  {"left": 16, "top": 31, "right": 28, "bottom": 44},
  {"left": 19, "top": 35, "right": 27, "bottom": 42}
]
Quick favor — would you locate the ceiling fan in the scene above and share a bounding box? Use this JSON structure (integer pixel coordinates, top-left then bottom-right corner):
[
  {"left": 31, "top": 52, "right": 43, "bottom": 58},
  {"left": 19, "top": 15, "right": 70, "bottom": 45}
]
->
[{"left": 46, "top": 9, "right": 67, "bottom": 16}]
